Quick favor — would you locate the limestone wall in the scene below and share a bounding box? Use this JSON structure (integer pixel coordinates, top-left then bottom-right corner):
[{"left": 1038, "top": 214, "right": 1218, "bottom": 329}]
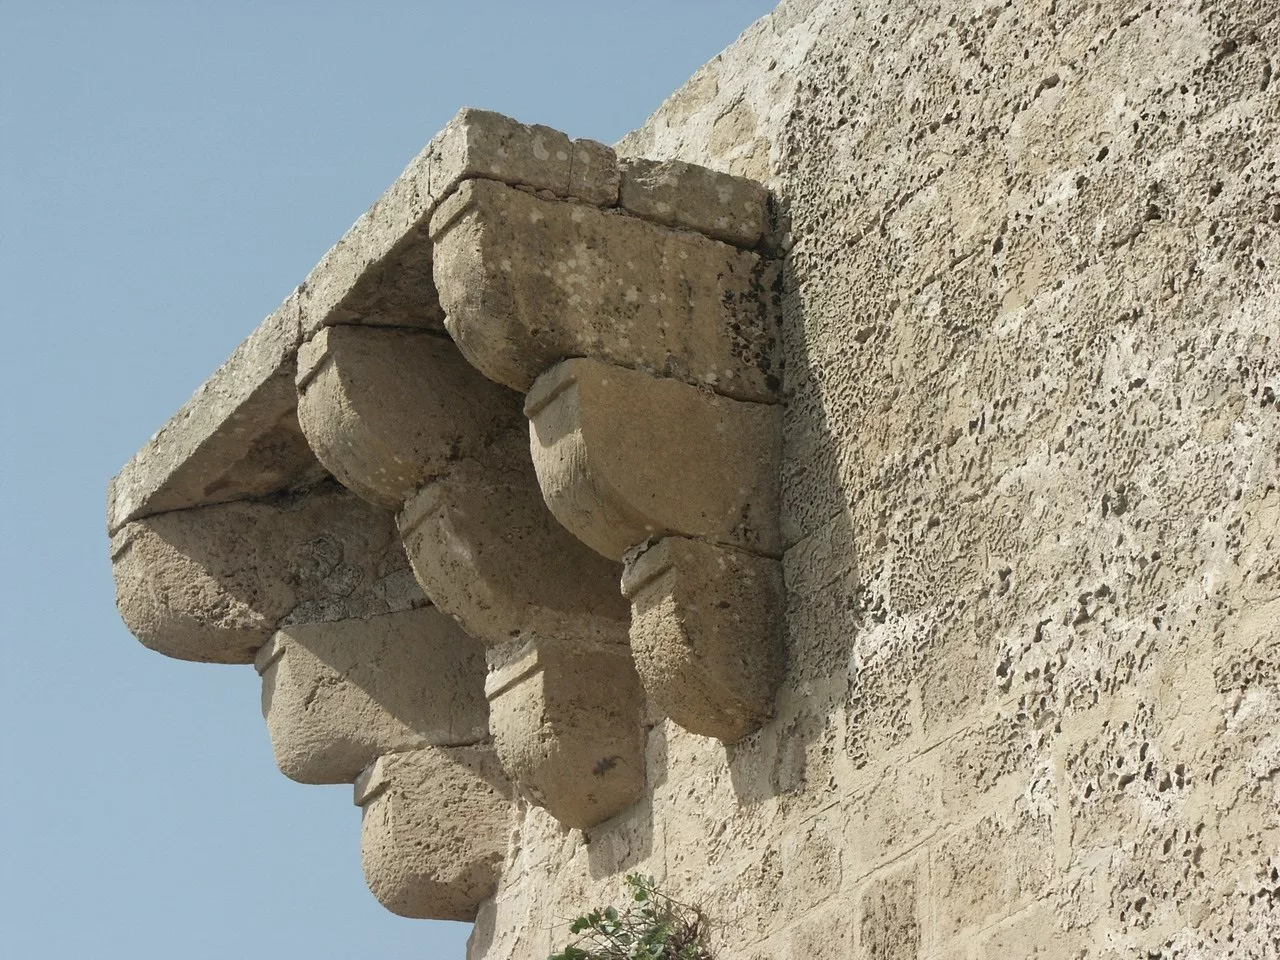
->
[{"left": 476, "top": 2, "right": 1280, "bottom": 958}]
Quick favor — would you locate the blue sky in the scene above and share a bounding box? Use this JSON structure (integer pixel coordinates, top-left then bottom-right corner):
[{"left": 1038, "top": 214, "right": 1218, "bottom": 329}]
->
[{"left": 0, "top": 3, "right": 775, "bottom": 957}]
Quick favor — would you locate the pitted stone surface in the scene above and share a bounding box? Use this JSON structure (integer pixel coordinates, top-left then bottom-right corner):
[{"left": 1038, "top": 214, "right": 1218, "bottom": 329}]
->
[
  {"left": 474, "top": 3, "right": 1280, "bottom": 960},
  {"left": 111, "top": 480, "right": 422, "bottom": 663},
  {"left": 430, "top": 178, "right": 781, "bottom": 402},
  {"left": 356, "top": 745, "right": 513, "bottom": 922},
  {"left": 256, "top": 606, "right": 487, "bottom": 784},
  {"left": 526, "top": 358, "right": 782, "bottom": 560},
  {"left": 107, "top": 292, "right": 324, "bottom": 533},
  {"left": 295, "top": 324, "right": 522, "bottom": 509}
]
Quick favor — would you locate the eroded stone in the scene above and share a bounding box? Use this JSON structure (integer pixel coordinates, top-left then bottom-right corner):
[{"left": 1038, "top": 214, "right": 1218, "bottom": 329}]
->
[
  {"left": 356, "top": 745, "right": 513, "bottom": 921},
  {"left": 111, "top": 480, "right": 422, "bottom": 663},
  {"left": 623, "top": 536, "right": 784, "bottom": 742},
  {"left": 256, "top": 606, "right": 487, "bottom": 784},
  {"left": 430, "top": 178, "right": 781, "bottom": 402},
  {"left": 526, "top": 358, "right": 782, "bottom": 561},
  {"left": 619, "top": 157, "right": 768, "bottom": 248},
  {"left": 485, "top": 638, "right": 645, "bottom": 830},
  {"left": 295, "top": 324, "right": 522, "bottom": 509},
  {"left": 430, "top": 107, "right": 618, "bottom": 206}
]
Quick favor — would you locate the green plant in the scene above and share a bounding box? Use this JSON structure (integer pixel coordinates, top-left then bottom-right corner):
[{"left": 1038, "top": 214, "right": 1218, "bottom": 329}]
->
[{"left": 549, "top": 874, "right": 712, "bottom": 960}]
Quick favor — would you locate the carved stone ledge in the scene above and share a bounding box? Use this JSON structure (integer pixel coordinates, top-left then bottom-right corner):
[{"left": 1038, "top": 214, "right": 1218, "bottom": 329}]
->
[
  {"left": 485, "top": 638, "right": 645, "bottom": 830},
  {"left": 622, "top": 537, "right": 785, "bottom": 743},
  {"left": 110, "top": 480, "right": 422, "bottom": 663},
  {"left": 525, "top": 357, "right": 783, "bottom": 562},
  {"left": 355, "top": 745, "right": 514, "bottom": 921},
  {"left": 297, "top": 108, "right": 620, "bottom": 338},
  {"left": 256, "top": 607, "right": 487, "bottom": 784},
  {"left": 430, "top": 178, "right": 780, "bottom": 402}
]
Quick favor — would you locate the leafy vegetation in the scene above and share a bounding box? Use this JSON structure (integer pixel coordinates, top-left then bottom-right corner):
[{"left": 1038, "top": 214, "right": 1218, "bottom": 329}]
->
[{"left": 549, "top": 874, "right": 711, "bottom": 960}]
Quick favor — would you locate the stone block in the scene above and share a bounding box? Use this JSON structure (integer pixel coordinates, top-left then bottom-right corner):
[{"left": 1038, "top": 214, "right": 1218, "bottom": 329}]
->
[
  {"left": 430, "top": 107, "right": 618, "bottom": 207},
  {"left": 619, "top": 157, "right": 768, "bottom": 248},
  {"left": 111, "top": 480, "right": 422, "bottom": 663},
  {"left": 623, "top": 536, "right": 784, "bottom": 743},
  {"left": 430, "top": 178, "right": 781, "bottom": 402},
  {"left": 784, "top": 901, "right": 856, "bottom": 960},
  {"left": 356, "top": 745, "right": 513, "bottom": 921},
  {"left": 106, "top": 292, "right": 324, "bottom": 533},
  {"left": 570, "top": 137, "right": 620, "bottom": 206},
  {"left": 256, "top": 606, "right": 487, "bottom": 784},
  {"left": 973, "top": 904, "right": 1084, "bottom": 960},
  {"left": 931, "top": 809, "right": 1055, "bottom": 941},
  {"left": 525, "top": 358, "right": 782, "bottom": 560},
  {"left": 295, "top": 324, "right": 522, "bottom": 508},
  {"left": 485, "top": 638, "right": 645, "bottom": 830},
  {"left": 397, "top": 427, "right": 629, "bottom": 649},
  {"left": 857, "top": 863, "right": 921, "bottom": 960}
]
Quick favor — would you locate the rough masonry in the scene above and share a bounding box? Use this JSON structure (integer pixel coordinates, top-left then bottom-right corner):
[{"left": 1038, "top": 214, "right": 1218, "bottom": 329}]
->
[{"left": 110, "top": 1, "right": 1280, "bottom": 958}]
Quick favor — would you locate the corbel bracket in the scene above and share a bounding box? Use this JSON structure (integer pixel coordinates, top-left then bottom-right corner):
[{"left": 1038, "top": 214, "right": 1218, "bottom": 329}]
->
[
  {"left": 292, "top": 318, "right": 644, "bottom": 829},
  {"left": 355, "top": 745, "right": 514, "bottom": 921},
  {"left": 106, "top": 108, "right": 791, "bottom": 925},
  {"left": 424, "top": 118, "right": 788, "bottom": 744}
]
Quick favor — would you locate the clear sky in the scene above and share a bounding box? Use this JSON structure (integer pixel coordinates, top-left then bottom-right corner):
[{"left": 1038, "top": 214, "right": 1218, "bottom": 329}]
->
[{"left": 0, "top": 3, "right": 775, "bottom": 957}]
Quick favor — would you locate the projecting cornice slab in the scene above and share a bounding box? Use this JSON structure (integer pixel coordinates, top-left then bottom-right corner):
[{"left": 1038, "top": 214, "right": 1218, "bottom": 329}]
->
[{"left": 108, "top": 107, "right": 787, "bottom": 923}]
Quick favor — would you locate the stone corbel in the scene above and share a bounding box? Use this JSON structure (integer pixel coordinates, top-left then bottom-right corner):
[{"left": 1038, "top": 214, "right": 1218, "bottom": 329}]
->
[
  {"left": 255, "top": 606, "right": 487, "bottom": 784},
  {"left": 525, "top": 360, "right": 787, "bottom": 743},
  {"left": 293, "top": 320, "right": 645, "bottom": 828},
  {"left": 110, "top": 480, "right": 422, "bottom": 664},
  {"left": 107, "top": 281, "right": 512, "bottom": 921},
  {"left": 355, "top": 745, "right": 514, "bottom": 921},
  {"left": 107, "top": 108, "right": 792, "bottom": 925},
  {"left": 426, "top": 139, "right": 787, "bottom": 743}
]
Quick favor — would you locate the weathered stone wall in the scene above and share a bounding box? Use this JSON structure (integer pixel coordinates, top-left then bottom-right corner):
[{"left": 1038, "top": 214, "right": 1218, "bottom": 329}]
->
[{"left": 474, "top": 2, "right": 1280, "bottom": 958}]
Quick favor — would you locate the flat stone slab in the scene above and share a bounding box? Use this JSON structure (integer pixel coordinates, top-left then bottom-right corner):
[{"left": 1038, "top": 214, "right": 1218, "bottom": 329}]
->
[{"left": 106, "top": 293, "right": 324, "bottom": 534}]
